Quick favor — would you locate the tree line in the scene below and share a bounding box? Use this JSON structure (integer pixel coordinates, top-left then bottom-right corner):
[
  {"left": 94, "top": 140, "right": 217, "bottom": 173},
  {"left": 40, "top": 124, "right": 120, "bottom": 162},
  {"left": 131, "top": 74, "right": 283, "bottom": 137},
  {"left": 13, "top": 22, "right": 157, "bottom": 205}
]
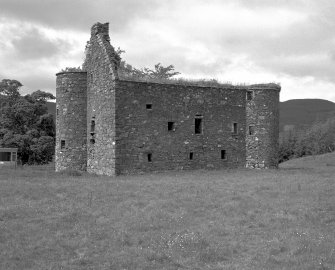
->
[
  {"left": 0, "top": 79, "right": 55, "bottom": 165},
  {"left": 279, "top": 116, "right": 335, "bottom": 163}
]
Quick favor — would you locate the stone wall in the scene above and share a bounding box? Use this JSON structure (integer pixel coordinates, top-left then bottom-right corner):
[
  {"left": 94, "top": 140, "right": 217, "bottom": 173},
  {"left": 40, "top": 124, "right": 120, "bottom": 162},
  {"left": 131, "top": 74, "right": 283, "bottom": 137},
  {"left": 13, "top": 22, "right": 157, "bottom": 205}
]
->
[
  {"left": 115, "top": 80, "right": 247, "bottom": 174},
  {"left": 55, "top": 72, "right": 87, "bottom": 171},
  {"left": 246, "top": 85, "right": 281, "bottom": 168},
  {"left": 83, "top": 22, "right": 120, "bottom": 176},
  {"left": 55, "top": 22, "right": 281, "bottom": 175}
]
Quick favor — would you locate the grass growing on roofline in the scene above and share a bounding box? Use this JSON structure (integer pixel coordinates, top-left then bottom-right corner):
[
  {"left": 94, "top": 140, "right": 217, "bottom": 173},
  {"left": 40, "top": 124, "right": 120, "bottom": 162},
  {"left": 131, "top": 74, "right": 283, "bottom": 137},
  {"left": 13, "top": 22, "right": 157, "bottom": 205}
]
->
[
  {"left": 58, "top": 66, "right": 280, "bottom": 89},
  {"left": 118, "top": 74, "right": 281, "bottom": 89},
  {"left": 0, "top": 153, "right": 334, "bottom": 269}
]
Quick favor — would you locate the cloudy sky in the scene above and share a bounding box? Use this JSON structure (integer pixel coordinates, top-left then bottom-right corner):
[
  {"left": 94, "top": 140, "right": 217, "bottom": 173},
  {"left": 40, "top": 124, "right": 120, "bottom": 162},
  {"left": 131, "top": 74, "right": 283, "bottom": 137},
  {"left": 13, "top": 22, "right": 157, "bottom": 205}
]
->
[{"left": 0, "top": 0, "right": 335, "bottom": 102}]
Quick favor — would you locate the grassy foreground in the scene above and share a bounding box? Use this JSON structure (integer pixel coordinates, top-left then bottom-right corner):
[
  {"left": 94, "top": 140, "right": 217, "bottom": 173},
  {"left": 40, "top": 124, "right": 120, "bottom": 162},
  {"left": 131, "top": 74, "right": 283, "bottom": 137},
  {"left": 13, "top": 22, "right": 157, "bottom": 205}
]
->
[{"left": 1, "top": 154, "right": 335, "bottom": 270}]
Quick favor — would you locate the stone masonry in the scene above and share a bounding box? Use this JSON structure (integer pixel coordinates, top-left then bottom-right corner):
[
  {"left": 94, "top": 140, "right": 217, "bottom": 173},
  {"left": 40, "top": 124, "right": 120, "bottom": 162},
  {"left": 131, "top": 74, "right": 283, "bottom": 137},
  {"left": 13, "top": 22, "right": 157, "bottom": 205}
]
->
[{"left": 56, "top": 22, "right": 281, "bottom": 176}]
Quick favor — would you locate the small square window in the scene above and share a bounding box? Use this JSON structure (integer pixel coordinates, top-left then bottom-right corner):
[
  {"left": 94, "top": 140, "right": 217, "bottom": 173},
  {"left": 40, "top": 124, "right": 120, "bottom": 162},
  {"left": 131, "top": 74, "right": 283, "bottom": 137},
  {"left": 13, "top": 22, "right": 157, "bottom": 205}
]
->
[
  {"left": 221, "top": 150, "right": 227, "bottom": 160},
  {"left": 146, "top": 104, "right": 152, "bottom": 110},
  {"left": 61, "top": 140, "right": 66, "bottom": 149},
  {"left": 246, "top": 90, "right": 253, "bottom": 101},
  {"left": 168, "top": 121, "right": 175, "bottom": 131},
  {"left": 189, "top": 152, "right": 194, "bottom": 160},
  {"left": 90, "top": 138, "right": 95, "bottom": 144},
  {"left": 232, "top": 123, "right": 238, "bottom": 134},
  {"left": 249, "top": 125, "right": 255, "bottom": 135},
  {"left": 147, "top": 153, "right": 152, "bottom": 162}
]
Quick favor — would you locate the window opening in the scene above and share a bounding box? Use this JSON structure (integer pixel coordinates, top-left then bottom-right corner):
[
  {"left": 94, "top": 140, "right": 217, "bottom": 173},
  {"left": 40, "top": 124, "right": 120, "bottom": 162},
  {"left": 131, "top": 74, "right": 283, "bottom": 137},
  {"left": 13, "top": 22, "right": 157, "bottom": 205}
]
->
[
  {"left": 221, "top": 150, "right": 227, "bottom": 160},
  {"left": 168, "top": 122, "right": 175, "bottom": 131},
  {"left": 90, "top": 138, "right": 95, "bottom": 144},
  {"left": 91, "top": 120, "right": 95, "bottom": 134},
  {"left": 249, "top": 125, "right": 255, "bottom": 135},
  {"left": 56, "top": 108, "right": 59, "bottom": 116},
  {"left": 146, "top": 104, "right": 152, "bottom": 110},
  {"left": 232, "top": 122, "right": 238, "bottom": 134},
  {"left": 0, "top": 152, "right": 11, "bottom": 161},
  {"left": 12, "top": 152, "right": 17, "bottom": 162},
  {"left": 147, "top": 153, "right": 152, "bottom": 162},
  {"left": 189, "top": 152, "right": 194, "bottom": 160},
  {"left": 246, "top": 90, "right": 253, "bottom": 101},
  {"left": 61, "top": 140, "right": 66, "bottom": 149},
  {"left": 195, "top": 115, "right": 203, "bottom": 134}
]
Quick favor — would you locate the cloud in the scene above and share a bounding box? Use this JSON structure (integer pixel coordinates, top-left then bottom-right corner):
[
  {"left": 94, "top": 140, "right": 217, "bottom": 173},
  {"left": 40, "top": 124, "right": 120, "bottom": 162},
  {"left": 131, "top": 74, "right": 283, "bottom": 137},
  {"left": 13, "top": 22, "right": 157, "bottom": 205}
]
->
[
  {"left": 11, "top": 27, "right": 71, "bottom": 60},
  {"left": 0, "top": 0, "right": 160, "bottom": 32},
  {"left": 0, "top": 21, "right": 84, "bottom": 94},
  {"left": 0, "top": 0, "right": 334, "bottom": 102}
]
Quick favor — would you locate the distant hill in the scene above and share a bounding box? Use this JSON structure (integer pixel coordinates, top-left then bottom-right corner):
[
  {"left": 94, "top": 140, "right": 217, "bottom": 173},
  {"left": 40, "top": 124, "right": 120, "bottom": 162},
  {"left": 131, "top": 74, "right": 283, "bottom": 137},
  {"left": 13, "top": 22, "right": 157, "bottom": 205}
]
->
[
  {"left": 46, "top": 102, "right": 56, "bottom": 122},
  {"left": 280, "top": 99, "right": 335, "bottom": 131},
  {"left": 47, "top": 99, "right": 335, "bottom": 131}
]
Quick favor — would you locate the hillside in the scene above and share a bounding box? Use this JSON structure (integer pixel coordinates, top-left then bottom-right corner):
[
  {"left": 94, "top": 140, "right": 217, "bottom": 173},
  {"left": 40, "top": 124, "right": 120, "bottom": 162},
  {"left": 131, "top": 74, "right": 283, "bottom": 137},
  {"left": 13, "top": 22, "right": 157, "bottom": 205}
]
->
[
  {"left": 280, "top": 99, "right": 335, "bottom": 131},
  {"left": 46, "top": 101, "right": 56, "bottom": 121},
  {"left": 280, "top": 150, "right": 335, "bottom": 168}
]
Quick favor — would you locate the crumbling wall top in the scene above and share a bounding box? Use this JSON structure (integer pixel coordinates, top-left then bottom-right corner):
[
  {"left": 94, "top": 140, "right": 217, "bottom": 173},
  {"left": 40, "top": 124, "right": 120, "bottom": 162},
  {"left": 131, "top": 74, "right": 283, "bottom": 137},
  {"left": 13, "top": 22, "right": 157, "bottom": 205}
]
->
[{"left": 91, "top": 22, "right": 110, "bottom": 40}]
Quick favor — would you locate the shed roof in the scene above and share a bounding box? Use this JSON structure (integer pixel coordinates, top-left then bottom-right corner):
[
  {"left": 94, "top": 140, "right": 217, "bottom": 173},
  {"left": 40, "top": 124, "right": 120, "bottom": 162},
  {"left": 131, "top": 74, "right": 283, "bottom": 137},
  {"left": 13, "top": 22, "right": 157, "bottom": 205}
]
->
[{"left": 0, "top": 148, "right": 18, "bottom": 152}]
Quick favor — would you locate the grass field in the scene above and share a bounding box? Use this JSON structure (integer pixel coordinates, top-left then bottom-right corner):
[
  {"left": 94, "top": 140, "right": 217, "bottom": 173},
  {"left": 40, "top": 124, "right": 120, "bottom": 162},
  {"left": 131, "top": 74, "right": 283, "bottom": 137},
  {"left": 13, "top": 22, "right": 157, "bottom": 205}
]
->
[{"left": 1, "top": 154, "right": 335, "bottom": 270}]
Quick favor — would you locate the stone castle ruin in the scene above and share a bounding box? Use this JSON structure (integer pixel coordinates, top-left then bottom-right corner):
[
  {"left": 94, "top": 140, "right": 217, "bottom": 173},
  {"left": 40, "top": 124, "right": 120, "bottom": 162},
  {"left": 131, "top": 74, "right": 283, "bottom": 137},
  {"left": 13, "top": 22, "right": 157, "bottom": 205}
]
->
[{"left": 56, "top": 22, "right": 280, "bottom": 176}]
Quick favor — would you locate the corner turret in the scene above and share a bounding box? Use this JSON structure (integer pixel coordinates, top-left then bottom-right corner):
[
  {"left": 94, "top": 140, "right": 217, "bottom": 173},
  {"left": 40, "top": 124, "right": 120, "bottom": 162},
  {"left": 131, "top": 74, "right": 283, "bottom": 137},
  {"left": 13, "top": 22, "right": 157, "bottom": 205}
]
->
[
  {"left": 55, "top": 71, "right": 87, "bottom": 172},
  {"left": 245, "top": 83, "right": 281, "bottom": 168}
]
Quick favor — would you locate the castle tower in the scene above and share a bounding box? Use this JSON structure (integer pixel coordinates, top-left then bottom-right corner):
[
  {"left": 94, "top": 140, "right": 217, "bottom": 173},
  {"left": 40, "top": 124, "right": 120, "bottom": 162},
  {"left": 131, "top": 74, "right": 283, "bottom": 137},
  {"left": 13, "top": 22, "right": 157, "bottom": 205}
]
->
[
  {"left": 55, "top": 71, "right": 87, "bottom": 172},
  {"left": 246, "top": 84, "right": 281, "bottom": 168}
]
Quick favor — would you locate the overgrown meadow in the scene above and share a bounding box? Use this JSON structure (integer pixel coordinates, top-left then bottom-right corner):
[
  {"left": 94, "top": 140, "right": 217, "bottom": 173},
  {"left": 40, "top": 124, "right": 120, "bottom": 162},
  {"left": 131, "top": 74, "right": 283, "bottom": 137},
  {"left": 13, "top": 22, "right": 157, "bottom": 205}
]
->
[{"left": 1, "top": 153, "right": 335, "bottom": 269}]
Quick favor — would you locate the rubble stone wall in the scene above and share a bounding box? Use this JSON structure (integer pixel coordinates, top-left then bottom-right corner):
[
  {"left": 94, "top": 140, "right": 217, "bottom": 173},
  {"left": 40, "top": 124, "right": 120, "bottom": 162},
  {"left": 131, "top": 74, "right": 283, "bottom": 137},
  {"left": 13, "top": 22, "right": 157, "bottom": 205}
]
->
[
  {"left": 115, "top": 80, "right": 247, "bottom": 174},
  {"left": 55, "top": 22, "right": 281, "bottom": 175},
  {"left": 83, "top": 23, "right": 120, "bottom": 176},
  {"left": 246, "top": 85, "right": 281, "bottom": 168},
  {"left": 55, "top": 72, "right": 87, "bottom": 171}
]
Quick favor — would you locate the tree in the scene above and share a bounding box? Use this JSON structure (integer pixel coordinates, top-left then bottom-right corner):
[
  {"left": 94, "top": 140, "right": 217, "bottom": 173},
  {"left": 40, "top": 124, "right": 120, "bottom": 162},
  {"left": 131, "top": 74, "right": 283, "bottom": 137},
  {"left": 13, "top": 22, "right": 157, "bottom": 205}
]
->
[
  {"left": 116, "top": 48, "right": 180, "bottom": 80},
  {"left": 0, "top": 79, "right": 21, "bottom": 103},
  {"left": 279, "top": 116, "right": 335, "bottom": 163},
  {"left": 145, "top": 63, "right": 180, "bottom": 79},
  {"left": 0, "top": 79, "right": 55, "bottom": 165},
  {"left": 25, "top": 90, "right": 55, "bottom": 103}
]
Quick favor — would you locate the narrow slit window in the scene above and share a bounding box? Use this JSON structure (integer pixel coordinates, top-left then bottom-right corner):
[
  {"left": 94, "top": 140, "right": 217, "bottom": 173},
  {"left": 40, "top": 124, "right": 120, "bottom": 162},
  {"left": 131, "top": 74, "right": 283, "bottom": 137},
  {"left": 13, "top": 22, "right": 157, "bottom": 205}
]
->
[
  {"left": 246, "top": 90, "right": 253, "bottom": 101},
  {"left": 221, "top": 150, "right": 226, "bottom": 160},
  {"left": 147, "top": 153, "right": 152, "bottom": 162},
  {"left": 189, "top": 152, "right": 194, "bottom": 160},
  {"left": 168, "top": 121, "right": 175, "bottom": 131},
  {"left": 56, "top": 108, "right": 59, "bottom": 116},
  {"left": 61, "top": 140, "right": 66, "bottom": 149},
  {"left": 91, "top": 120, "right": 95, "bottom": 134},
  {"left": 195, "top": 116, "right": 203, "bottom": 134},
  {"left": 249, "top": 125, "right": 255, "bottom": 135},
  {"left": 146, "top": 104, "right": 152, "bottom": 110},
  {"left": 232, "top": 123, "right": 238, "bottom": 134}
]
